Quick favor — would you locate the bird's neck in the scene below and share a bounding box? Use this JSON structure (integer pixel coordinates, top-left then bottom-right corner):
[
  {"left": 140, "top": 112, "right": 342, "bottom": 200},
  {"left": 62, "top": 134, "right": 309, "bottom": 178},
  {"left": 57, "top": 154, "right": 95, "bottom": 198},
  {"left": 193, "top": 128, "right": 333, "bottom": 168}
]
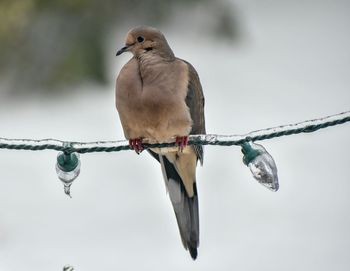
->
[{"left": 137, "top": 54, "right": 175, "bottom": 82}]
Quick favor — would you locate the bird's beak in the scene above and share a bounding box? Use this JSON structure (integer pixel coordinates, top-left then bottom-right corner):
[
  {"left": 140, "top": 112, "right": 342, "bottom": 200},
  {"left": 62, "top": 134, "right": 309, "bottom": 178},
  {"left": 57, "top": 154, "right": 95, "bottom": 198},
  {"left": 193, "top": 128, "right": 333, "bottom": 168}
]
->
[{"left": 116, "top": 46, "right": 129, "bottom": 56}]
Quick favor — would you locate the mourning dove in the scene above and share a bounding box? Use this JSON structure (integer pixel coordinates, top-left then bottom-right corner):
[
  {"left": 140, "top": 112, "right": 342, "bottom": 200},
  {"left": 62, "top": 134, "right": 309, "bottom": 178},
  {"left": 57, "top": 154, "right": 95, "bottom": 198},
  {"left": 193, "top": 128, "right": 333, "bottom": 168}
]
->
[{"left": 115, "top": 26, "right": 205, "bottom": 260}]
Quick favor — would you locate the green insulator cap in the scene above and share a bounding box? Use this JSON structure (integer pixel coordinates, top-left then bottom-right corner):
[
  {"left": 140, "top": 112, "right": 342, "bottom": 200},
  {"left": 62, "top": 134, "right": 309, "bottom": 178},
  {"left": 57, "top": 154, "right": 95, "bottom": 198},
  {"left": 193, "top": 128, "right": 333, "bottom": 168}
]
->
[
  {"left": 57, "top": 152, "right": 79, "bottom": 172},
  {"left": 241, "top": 142, "right": 262, "bottom": 166}
]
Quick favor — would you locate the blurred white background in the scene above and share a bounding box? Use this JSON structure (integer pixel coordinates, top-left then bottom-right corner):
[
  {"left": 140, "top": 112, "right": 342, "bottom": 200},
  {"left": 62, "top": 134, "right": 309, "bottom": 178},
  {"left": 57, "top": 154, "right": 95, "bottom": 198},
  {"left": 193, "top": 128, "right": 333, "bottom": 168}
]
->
[{"left": 0, "top": 1, "right": 350, "bottom": 270}]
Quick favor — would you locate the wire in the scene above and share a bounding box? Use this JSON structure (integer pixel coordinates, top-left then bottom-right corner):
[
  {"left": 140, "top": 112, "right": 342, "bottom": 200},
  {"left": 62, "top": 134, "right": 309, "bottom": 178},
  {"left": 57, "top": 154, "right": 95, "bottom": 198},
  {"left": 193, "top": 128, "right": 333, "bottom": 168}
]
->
[{"left": 0, "top": 110, "right": 349, "bottom": 154}]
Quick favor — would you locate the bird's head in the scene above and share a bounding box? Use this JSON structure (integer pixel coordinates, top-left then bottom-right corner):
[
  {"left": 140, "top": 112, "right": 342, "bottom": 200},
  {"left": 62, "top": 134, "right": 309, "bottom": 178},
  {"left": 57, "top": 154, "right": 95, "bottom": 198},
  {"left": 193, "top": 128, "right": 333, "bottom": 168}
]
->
[{"left": 116, "top": 26, "right": 175, "bottom": 60}]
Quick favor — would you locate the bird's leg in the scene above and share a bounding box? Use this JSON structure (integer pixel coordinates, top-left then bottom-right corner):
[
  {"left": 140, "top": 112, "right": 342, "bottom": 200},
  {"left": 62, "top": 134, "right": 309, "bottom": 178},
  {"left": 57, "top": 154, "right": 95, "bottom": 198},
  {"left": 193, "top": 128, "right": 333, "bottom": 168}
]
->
[
  {"left": 175, "top": 136, "right": 189, "bottom": 152},
  {"left": 128, "top": 138, "right": 144, "bottom": 154}
]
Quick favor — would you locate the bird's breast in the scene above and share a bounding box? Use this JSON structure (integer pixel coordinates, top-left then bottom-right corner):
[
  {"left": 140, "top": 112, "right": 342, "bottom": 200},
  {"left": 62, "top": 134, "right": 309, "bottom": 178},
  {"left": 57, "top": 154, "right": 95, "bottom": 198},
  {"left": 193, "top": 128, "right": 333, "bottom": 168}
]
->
[{"left": 116, "top": 58, "right": 192, "bottom": 142}]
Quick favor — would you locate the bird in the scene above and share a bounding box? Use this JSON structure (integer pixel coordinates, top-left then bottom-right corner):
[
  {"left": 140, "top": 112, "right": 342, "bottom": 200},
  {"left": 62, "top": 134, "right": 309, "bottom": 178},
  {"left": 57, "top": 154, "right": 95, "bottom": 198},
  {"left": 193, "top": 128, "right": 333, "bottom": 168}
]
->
[{"left": 115, "top": 26, "right": 205, "bottom": 260}]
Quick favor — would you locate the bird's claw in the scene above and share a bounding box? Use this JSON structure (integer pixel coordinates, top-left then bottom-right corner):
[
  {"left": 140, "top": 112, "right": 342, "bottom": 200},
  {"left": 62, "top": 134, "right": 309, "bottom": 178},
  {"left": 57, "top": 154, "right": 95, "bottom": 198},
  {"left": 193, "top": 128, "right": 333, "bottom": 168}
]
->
[
  {"left": 129, "top": 138, "right": 144, "bottom": 154},
  {"left": 175, "top": 136, "right": 189, "bottom": 152}
]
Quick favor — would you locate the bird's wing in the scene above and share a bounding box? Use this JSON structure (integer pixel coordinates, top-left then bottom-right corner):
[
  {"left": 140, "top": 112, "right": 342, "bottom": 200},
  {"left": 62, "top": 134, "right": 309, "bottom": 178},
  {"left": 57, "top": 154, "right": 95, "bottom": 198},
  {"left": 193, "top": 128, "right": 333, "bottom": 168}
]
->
[{"left": 182, "top": 60, "right": 206, "bottom": 165}]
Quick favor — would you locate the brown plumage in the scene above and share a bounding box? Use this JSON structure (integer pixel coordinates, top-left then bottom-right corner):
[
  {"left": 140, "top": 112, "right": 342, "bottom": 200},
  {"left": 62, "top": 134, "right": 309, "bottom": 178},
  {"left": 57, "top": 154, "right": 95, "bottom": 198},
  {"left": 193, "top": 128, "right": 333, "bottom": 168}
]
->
[{"left": 115, "top": 26, "right": 205, "bottom": 260}]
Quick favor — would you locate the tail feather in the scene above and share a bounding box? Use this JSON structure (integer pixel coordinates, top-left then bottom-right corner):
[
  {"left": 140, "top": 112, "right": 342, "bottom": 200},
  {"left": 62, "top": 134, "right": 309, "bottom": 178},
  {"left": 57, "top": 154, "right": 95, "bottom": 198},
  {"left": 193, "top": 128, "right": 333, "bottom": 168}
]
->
[{"left": 159, "top": 154, "right": 199, "bottom": 260}]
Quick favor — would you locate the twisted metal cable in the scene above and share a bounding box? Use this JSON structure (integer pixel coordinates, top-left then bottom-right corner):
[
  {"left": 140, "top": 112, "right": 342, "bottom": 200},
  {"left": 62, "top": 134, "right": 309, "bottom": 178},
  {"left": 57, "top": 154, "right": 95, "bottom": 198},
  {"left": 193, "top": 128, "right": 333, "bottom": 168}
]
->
[{"left": 0, "top": 110, "right": 349, "bottom": 154}]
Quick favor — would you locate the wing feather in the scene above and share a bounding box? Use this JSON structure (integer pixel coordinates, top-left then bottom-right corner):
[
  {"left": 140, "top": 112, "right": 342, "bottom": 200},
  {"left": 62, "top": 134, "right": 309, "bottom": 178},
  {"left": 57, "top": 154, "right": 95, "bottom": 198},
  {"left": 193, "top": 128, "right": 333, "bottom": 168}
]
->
[{"left": 182, "top": 60, "right": 206, "bottom": 165}]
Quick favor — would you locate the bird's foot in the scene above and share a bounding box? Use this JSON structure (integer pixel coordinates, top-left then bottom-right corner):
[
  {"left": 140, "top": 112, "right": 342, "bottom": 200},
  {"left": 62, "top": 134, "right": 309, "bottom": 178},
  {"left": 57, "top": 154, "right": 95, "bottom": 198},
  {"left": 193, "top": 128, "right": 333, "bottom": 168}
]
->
[
  {"left": 129, "top": 138, "right": 144, "bottom": 154},
  {"left": 175, "top": 136, "right": 189, "bottom": 152}
]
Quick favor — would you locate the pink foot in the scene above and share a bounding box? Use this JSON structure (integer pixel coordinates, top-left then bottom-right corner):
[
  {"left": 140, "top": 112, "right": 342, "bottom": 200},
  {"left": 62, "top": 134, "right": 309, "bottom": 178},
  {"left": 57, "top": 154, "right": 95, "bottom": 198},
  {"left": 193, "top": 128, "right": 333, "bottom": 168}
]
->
[
  {"left": 129, "top": 138, "right": 144, "bottom": 154},
  {"left": 175, "top": 136, "right": 189, "bottom": 152}
]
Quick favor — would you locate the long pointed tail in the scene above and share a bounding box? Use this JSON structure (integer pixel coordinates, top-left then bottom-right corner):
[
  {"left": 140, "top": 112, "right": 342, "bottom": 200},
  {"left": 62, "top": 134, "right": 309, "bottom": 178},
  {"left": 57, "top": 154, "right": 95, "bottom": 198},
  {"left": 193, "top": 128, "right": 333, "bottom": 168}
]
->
[{"left": 159, "top": 154, "right": 199, "bottom": 260}]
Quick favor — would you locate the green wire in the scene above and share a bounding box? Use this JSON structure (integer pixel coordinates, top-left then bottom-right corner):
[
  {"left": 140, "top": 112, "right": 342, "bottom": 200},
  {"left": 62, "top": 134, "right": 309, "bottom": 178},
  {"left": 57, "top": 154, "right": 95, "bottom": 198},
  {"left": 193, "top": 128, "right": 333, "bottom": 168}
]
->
[{"left": 0, "top": 111, "right": 349, "bottom": 154}]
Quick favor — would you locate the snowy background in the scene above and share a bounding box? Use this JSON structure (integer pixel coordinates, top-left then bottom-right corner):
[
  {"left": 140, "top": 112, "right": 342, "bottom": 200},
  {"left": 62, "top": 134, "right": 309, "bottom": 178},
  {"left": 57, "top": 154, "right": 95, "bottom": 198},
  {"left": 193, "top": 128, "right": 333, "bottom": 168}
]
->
[{"left": 1, "top": 1, "right": 350, "bottom": 270}]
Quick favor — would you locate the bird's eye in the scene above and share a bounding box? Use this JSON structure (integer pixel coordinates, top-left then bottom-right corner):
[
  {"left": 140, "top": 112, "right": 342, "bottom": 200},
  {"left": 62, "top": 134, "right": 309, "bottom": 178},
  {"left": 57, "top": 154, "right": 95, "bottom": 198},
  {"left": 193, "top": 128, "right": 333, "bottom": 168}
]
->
[{"left": 137, "top": 36, "right": 144, "bottom": 43}]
